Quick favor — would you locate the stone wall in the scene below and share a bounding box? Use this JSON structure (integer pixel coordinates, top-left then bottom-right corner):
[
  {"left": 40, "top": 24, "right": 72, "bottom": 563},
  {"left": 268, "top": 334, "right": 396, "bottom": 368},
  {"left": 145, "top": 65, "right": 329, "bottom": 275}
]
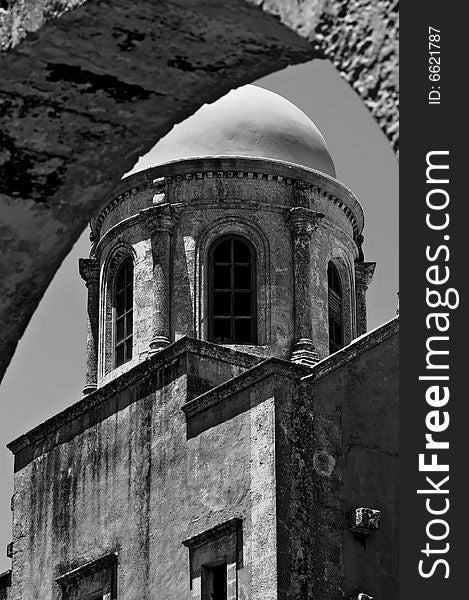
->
[
  {"left": 8, "top": 341, "right": 273, "bottom": 599},
  {"left": 7, "top": 319, "right": 398, "bottom": 599},
  {"left": 276, "top": 318, "right": 399, "bottom": 599},
  {"left": 0, "top": 0, "right": 398, "bottom": 383}
]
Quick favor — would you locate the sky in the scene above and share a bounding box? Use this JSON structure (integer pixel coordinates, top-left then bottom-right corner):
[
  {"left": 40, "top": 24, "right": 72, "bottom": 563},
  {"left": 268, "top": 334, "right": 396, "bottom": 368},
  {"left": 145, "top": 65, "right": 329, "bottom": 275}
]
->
[{"left": 0, "top": 59, "right": 398, "bottom": 574}]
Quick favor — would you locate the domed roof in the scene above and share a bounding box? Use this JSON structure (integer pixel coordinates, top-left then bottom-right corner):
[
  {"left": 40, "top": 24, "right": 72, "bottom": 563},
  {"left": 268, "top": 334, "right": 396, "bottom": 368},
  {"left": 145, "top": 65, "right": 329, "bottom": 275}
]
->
[{"left": 128, "top": 85, "right": 336, "bottom": 177}]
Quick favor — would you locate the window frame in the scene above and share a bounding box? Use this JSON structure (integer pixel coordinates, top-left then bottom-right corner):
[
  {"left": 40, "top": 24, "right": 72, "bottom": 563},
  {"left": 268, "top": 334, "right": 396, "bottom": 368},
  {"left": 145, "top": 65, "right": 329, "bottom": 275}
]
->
[
  {"left": 328, "top": 261, "right": 344, "bottom": 353},
  {"left": 112, "top": 257, "right": 134, "bottom": 368},
  {"left": 55, "top": 552, "right": 118, "bottom": 600},
  {"left": 208, "top": 235, "right": 257, "bottom": 345},
  {"left": 201, "top": 560, "right": 228, "bottom": 600},
  {"left": 182, "top": 517, "right": 242, "bottom": 600}
]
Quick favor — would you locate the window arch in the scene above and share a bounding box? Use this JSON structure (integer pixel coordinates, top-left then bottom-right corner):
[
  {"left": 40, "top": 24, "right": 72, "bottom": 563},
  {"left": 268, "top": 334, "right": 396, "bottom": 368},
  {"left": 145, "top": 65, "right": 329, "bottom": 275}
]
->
[
  {"left": 328, "top": 262, "right": 344, "bottom": 353},
  {"left": 113, "top": 258, "right": 134, "bottom": 367},
  {"left": 208, "top": 236, "right": 257, "bottom": 344}
]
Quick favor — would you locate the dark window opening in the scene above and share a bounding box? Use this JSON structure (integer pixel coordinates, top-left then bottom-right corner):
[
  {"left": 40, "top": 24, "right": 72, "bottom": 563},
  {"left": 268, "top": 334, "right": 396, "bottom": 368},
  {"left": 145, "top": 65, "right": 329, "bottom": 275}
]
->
[
  {"left": 209, "top": 236, "right": 256, "bottom": 344},
  {"left": 212, "top": 563, "right": 227, "bottom": 600},
  {"left": 114, "top": 258, "right": 133, "bottom": 367},
  {"left": 328, "top": 262, "right": 344, "bottom": 353},
  {"left": 202, "top": 563, "right": 227, "bottom": 600}
]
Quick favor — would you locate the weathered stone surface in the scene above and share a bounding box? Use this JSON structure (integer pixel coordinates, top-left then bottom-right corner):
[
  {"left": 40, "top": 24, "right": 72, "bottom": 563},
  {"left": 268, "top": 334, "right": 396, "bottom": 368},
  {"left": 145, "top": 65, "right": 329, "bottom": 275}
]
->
[
  {"left": 277, "top": 318, "right": 398, "bottom": 599},
  {"left": 7, "top": 340, "right": 278, "bottom": 599},
  {"left": 7, "top": 320, "right": 398, "bottom": 599},
  {"left": 82, "top": 154, "right": 362, "bottom": 390},
  {"left": 0, "top": 0, "right": 398, "bottom": 383},
  {"left": 0, "top": 1, "right": 86, "bottom": 51}
]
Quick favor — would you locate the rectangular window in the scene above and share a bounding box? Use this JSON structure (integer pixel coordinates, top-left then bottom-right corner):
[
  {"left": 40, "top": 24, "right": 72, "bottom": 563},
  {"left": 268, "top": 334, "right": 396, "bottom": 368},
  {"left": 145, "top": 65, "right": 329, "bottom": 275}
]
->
[
  {"left": 209, "top": 236, "right": 256, "bottom": 344},
  {"left": 56, "top": 553, "right": 117, "bottom": 600},
  {"left": 114, "top": 259, "right": 133, "bottom": 367},
  {"left": 182, "top": 518, "right": 242, "bottom": 600}
]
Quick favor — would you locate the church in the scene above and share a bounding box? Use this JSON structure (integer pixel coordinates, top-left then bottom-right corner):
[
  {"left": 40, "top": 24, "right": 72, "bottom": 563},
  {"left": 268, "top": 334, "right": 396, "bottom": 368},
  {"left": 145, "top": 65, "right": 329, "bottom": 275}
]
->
[{"left": 1, "top": 85, "right": 398, "bottom": 600}]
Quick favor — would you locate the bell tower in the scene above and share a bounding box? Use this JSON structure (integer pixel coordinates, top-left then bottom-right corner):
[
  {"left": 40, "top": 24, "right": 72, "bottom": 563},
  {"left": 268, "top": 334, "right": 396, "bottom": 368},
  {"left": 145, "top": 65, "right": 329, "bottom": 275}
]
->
[
  {"left": 79, "top": 84, "right": 374, "bottom": 391},
  {"left": 6, "top": 86, "right": 397, "bottom": 600}
]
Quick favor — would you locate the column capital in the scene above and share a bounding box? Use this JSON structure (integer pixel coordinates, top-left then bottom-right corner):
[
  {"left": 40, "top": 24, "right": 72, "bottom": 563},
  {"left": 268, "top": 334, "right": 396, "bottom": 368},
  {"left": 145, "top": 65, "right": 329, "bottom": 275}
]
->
[
  {"left": 355, "top": 261, "right": 376, "bottom": 290},
  {"left": 78, "top": 258, "right": 100, "bottom": 287},
  {"left": 140, "top": 204, "right": 178, "bottom": 235},
  {"left": 287, "top": 207, "right": 324, "bottom": 237}
]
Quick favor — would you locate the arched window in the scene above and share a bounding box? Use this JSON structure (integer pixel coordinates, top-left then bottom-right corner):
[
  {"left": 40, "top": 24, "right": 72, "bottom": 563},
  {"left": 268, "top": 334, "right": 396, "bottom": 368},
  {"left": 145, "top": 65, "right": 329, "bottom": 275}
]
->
[
  {"left": 113, "top": 258, "right": 133, "bottom": 367},
  {"left": 209, "top": 236, "right": 256, "bottom": 344},
  {"left": 328, "top": 262, "right": 344, "bottom": 353}
]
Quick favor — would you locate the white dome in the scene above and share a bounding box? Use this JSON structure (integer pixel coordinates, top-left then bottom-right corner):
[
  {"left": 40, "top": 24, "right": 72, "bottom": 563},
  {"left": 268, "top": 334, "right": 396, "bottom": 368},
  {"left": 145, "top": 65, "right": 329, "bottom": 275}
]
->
[{"left": 130, "top": 84, "right": 336, "bottom": 177}]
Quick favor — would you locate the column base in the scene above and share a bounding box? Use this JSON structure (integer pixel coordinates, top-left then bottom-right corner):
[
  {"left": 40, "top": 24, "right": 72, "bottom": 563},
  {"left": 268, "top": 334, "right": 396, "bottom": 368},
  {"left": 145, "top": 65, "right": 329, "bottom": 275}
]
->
[
  {"left": 82, "top": 383, "right": 97, "bottom": 396},
  {"left": 149, "top": 336, "right": 171, "bottom": 352},
  {"left": 290, "top": 339, "right": 319, "bottom": 367}
]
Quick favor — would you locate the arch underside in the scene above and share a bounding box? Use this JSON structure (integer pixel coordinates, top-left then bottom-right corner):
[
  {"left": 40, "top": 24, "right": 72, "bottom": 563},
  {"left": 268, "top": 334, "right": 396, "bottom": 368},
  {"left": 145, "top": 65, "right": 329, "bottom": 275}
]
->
[{"left": 0, "top": 0, "right": 398, "bottom": 382}]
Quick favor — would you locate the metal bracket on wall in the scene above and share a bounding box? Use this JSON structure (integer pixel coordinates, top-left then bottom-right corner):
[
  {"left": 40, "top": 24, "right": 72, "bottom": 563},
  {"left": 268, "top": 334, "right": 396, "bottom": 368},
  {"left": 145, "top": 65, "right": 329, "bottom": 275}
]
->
[{"left": 349, "top": 507, "right": 381, "bottom": 534}]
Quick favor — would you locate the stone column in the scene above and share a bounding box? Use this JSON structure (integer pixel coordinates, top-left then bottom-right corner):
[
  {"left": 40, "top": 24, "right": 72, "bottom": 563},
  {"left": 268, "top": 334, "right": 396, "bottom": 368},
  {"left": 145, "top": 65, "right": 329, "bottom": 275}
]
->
[
  {"left": 79, "top": 257, "right": 100, "bottom": 395},
  {"left": 141, "top": 204, "right": 178, "bottom": 352},
  {"left": 355, "top": 261, "right": 376, "bottom": 336},
  {"left": 287, "top": 206, "right": 324, "bottom": 366}
]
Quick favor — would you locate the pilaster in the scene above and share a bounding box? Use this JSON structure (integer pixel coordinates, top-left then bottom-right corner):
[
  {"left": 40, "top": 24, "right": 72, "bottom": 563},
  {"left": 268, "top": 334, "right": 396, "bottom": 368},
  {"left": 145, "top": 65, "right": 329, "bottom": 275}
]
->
[
  {"left": 141, "top": 204, "right": 178, "bottom": 352},
  {"left": 355, "top": 261, "right": 376, "bottom": 336},
  {"left": 286, "top": 206, "right": 324, "bottom": 366},
  {"left": 79, "top": 258, "right": 100, "bottom": 395}
]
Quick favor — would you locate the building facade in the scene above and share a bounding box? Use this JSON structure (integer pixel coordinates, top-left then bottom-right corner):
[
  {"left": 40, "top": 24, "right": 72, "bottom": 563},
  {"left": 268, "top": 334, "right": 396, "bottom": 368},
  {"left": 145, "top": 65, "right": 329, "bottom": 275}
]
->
[{"left": 2, "top": 86, "right": 398, "bottom": 600}]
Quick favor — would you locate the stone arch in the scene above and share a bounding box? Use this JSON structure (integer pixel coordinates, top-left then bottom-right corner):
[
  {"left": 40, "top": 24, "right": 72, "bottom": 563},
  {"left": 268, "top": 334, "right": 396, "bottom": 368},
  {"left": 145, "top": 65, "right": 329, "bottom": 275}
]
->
[
  {"left": 0, "top": 0, "right": 398, "bottom": 382},
  {"left": 99, "top": 241, "right": 136, "bottom": 380},
  {"left": 195, "top": 216, "right": 271, "bottom": 346}
]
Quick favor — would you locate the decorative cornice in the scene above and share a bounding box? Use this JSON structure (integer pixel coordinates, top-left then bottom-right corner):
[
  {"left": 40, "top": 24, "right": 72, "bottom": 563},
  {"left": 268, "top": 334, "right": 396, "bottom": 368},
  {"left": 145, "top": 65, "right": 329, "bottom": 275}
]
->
[
  {"left": 92, "top": 177, "right": 159, "bottom": 243},
  {"left": 309, "top": 184, "right": 360, "bottom": 237},
  {"left": 166, "top": 169, "right": 294, "bottom": 185},
  {"left": 7, "top": 337, "right": 261, "bottom": 458},
  {"left": 91, "top": 157, "right": 364, "bottom": 244},
  {"left": 181, "top": 357, "right": 310, "bottom": 419},
  {"left": 182, "top": 518, "right": 242, "bottom": 550},
  {"left": 56, "top": 552, "right": 117, "bottom": 587},
  {"left": 302, "top": 317, "right": 399, "bottom": 384}
]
